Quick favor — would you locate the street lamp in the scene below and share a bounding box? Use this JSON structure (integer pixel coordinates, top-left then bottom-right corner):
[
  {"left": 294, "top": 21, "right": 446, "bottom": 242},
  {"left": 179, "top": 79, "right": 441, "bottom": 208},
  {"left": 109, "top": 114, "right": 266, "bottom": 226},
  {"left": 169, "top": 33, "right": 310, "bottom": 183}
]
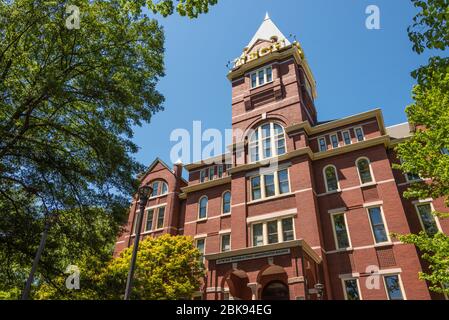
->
[
  {"left": 314, "top": 283, "right": 325, "bottom": 300},
  {"left": 124, "top": 184, "right": 152, "bottom": 300}
]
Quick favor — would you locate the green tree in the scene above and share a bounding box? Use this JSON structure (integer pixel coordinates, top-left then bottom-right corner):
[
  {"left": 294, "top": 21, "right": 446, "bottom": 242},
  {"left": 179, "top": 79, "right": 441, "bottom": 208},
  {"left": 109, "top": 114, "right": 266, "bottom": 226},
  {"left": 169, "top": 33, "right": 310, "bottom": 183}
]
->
[
  {"left": 0, "top": 0, "right": 216, "bottom": 298},
  {"left": 394, "top": 0, "right": 449, "bottom": 296},
  {"left": 35, "top": 235, "right": 205, "bottom": 300}
]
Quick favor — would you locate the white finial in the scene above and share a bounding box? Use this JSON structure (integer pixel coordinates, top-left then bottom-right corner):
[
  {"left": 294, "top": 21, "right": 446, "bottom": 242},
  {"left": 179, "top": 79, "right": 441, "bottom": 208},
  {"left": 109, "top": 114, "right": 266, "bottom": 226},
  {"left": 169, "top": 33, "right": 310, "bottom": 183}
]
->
[{"left": 264, "top": 12, "right": 270, "bottom": 20}]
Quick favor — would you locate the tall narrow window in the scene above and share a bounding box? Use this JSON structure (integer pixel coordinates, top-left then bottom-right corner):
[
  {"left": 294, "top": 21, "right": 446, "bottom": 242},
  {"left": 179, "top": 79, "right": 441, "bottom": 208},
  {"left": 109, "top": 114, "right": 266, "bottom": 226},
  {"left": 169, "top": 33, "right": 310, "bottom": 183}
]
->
[
  {"left": 416, "top": 203, "right": 439, "bottom": 236},
  {"left": 278, "top": 169, "right": 290, "bottom": 194},
  {"left": 161, "top": 182, "right": 168, "bottom": 195},
  {"left": 342, "top": 131, "right": 351, "bottom": 145},
  {"left": 264, "top": 174, "right": 275, "bottom": 198},
  {"left": 262, "top": 124, "right": 272, "bottom": 159},
  {"left": 251, "top": 176, "right": 261, "bottom": 200},
  {"left": 330, "top": 134, "right": 339, "bottom": 148},
  {"left": 267, "top": 221, "right": 278, "bottom": 244},
  {"left": 156, "top": 207, "right": 165, "bottom": 229},
  {"left": 249, "top": 123, "right": 286, "bottom": 162},
  {"left": 209, "top": 166, "right": 215, "bottom": 181},
  {"left": 221, "top": 234, "right": 231, "bottom": 252},
  {"left": 367, "top": 207, "right": 389, "bottom": 243},
  {"left": 343, "top": 279, "right": 361, "bottom": 300},
  {"left": 384, "top": 275, "right": 404, "bottom": 300},
  {"left": 332, "top": 213, "right": 350, "bottom": 249},
  {"left": 151, "top": 181, "right": 159, "bottom": 197},
  {"left": 196, "top": 239, "right": 205, "bottom": 262},
  {"left": 253, "top": 224, "right": 264, "bottom": 247},
  {"left": 222, "top": 191, "right": 231, "bottom": 215},
  {"left": 200, "top": 169, "right": 207, "bottom": 183},
  {"left": 145, "top": 209, "right": 154, "bottom": 231},
  {"left": 198, "top": 197, "right": 208, "bottom": 220},
  {"left": 357, "top": 158, "right": 373, "bottom": 184},
  {"left": 251, "top": 73, "right": 257, "bottom": 88},
  {"left": 318, "top": 137, "right": 327, "bottom": 152},
  {"left": 266, "top": 66, "right": 273, "bottom": 82},
  {"left": 355, "top": 127, "right": 365, "bottom": 142},
  {"left": 218, "top": 165, "right": 224, "bottom": 178},
  {"left": 282, "top": 218, "right": 294, "bottom": 242},
  {"left": 324, "top": 166, "right": 339, "bottom": 192}
]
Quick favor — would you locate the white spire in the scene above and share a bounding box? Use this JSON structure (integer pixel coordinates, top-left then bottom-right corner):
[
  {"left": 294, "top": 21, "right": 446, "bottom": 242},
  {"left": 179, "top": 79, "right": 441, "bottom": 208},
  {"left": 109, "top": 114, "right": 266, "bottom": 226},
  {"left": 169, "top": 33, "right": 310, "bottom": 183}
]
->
[{"left": 246, "top": 13, "right": 291, "bottom": 50}]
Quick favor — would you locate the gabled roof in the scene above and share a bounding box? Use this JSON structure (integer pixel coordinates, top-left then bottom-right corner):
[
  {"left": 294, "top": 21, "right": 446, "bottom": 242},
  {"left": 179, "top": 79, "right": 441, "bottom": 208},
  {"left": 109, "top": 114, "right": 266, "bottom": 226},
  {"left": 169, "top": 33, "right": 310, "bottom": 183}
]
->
[
  {"left": 246, "top": 12, "right": 291, "bottom": 51},
  {"left": 138, "top": 157, "right": 188, "bottom": 185}
]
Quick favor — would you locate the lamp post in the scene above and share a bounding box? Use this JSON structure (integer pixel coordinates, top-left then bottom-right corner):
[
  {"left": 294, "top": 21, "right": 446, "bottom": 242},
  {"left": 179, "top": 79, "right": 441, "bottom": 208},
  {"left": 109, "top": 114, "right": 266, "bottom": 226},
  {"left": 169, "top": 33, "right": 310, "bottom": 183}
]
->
[
  {"left": 314, "top": 283, "right": 325, "bottom": 300},
  {"left": 124, "top": 185, "right": 152, "bottom": 300}
]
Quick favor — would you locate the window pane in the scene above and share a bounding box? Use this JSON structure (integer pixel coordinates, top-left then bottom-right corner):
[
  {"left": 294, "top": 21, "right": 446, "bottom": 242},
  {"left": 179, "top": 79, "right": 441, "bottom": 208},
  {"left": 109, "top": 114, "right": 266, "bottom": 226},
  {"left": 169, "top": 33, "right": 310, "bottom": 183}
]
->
[
  {"left": 258, "top": 70, "right": 265, "bottom": 85},
  {"left": 156, "top": 207, "right": 165, "bottom": 229},
  {"left": 222, "top": 192, "right": 231, "bottom": 214},
  {"left": 385, "top": 275, "right": 404, "bottom": 300},
  {"left": 266, "top": 67, "right": 272, "bottom": 82},
  {"left": 331, "top": 135, "right": 339, "bottom": 148},
  {"left": 251, "top": 73, "right": 257, "bottom": 88},
  {"left": 344, "top": 279, "right": 360, "bottom": 300},
  {"left": 218, "top": 165, "right": 223, "bottom": 178},
  {"left": 161, "top": 182, "right": 168, "bottom": 195},
  {"left": 199, "top": 197, "right": 208, "bottom": 219},
  {"left": 253, "top": 224, "right": 264, "bottom": 246},
  {"left": 368, "top": 207, "right": 388, "bottom": 243},
  {"left": 278, "top": 169, "right": 290, "bottom": 194},
  {"left": 145, "top": 209, "right": 154, "bottom": 231},
  {"left": 355, "top": 128, "right": 364, "bottom": 141},
  {"left": 251, "top": 176, "right": 261, "bottom": 200},
  {"left": 276, "top": 135, "right": 286, "bottom": 155},
  {"left": 267, "top": 221, "right": 278, "bottom": 244},
  {"left": 200, "top": 170, "right": 206, "bottom": 183},
  {"left": 357, "top": 159, "right": 373, "bottom": 184},
  {"left": 151, "top": 182, "right": 159, "bottom": 197},
  {"left": 417, "top": 204, "right": 439, "bottom": 236},
  {"left": 333, "top": 214, "right": 350, "bottom": 249},
  {"left": 250, "top": 144, "right": 259, "bottom": 162},
  {"left": 263, "top": 138, "right": 272, "bottom": 158},
  {"left": 221, "top": 235, "right": 231, "bottom": 252},
  {"left": 319, "top": 138, "right": 327, "bottom": 152},
  {"left": 282, "top": 218, "right": 294, "bottom": 242},
  {"left": 196, "top": 239, "right": 205, "bottom": 261},
  {"left": 343, "top": 131, "right": 351, "bottom": 145},
  {"left": 264, "top": 174, "right": 275, "bottom": 197},
  {"left": 209, "top": 166, "right": 215, "bottom": 181},
  {"left": 325, "top": 166, "right": 338, "bottom": 192}
]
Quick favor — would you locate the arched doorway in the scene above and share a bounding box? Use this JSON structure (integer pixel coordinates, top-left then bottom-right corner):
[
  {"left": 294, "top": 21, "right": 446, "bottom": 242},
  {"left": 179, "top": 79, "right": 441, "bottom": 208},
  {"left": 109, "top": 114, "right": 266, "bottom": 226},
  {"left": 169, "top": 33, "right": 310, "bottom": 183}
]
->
[{"left": 261, "top": 281, "right": 290, "bottom": 300}]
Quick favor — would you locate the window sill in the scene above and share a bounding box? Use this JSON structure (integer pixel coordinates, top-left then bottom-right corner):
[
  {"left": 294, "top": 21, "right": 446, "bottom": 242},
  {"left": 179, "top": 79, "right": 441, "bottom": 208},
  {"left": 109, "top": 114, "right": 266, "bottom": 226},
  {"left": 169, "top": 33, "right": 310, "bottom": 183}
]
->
[
  {"left": 374, "top": 242, "right": 393, "bottom": 248},
  {"left": 250, "top": 80, "right": 274, "bottom": 91},
  {"left": 248, "top": 192, "right": 294, "bottom": 205},
  {"left": 197, "top": 218, "right": 208, "bottom": 223},
  {"left": 323, "top": 189, "right": 342, "bottom": 196},
  {"left": 149, "top": 193, "right": 169, "bottom": 200},
  {"left": 360, "top": 182, "right": 377, "bottom": 188},
  {"left": 335, "top": 247, "right": 354, "bottom": 253},
  {"left": 221, "top": 213, "right": 231, "bottom": 217}
]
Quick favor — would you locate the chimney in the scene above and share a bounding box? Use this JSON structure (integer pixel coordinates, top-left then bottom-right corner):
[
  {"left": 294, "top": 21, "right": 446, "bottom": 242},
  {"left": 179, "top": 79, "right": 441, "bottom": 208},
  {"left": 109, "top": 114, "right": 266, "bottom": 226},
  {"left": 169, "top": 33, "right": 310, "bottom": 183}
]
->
[{"left": 173, "top": 159, "right": 183, "bottom": 178}]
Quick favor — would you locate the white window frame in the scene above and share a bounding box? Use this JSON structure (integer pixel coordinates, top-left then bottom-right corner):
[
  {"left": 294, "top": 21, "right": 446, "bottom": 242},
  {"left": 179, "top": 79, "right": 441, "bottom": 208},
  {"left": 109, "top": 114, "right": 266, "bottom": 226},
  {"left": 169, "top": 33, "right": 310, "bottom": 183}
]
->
[
  {"left": 330, "top": 211, "right": 352, "bottom": 251},
  {"left": 221, "top": 190, "right": 232, "bottom": 215},
  {"left": 249, "top": 122, "right": 287, "bottom": 163},
  {"left": 365, "top": 205, "right": 391, "bottom": 245},
  {"left": 249, "top": 168, "right": 291, "bottom": 201},
  {"left": 323, "top": 165, "right": 340, "bottom": 193},
  {"left": 382, "top": 273, "right": 407, "bottom": 300},
  {"left": 250, "top": 65, "right": 273, "bottom": 89},
  {"left": 341, "top": 277, "right": 363, "bottom": 300},
  {"left": 200, "top": 168, "right": 207, "bottom": 183},
  {"left": 354, "top": 127, "right": 365, "bottom": 142},
  {"left": 198, "top": 196, "right": 208, "bottom": 220},
  {"left": 220, "top": 233, "right": 231, "bottom": 252},
  {"left": 413, "top": 201, "right": 442, "bottom": 235},
  {"left": 342, "top": 130, "right": 352, "bottom": 146},
  {"left": 150, "top": 181, "right": 160, "bottom": 198},
  {"left": 330, "top": 133, "right": 340, "bottom": 149},
  {"left": 355, "top": 157, "right": 375, "bottom": 186},
  {"left": 155, "top": 206, "right": 165, "bottom": 230},
  {"left": 250, "top": 216, "right": 296, "bottom": 247},
  {"left": 318, "top": 136, "right": 327, "bottom": 152},
  {"left": 195, "top": 238, "right": 206, "bottom": 262},
  {"left": 145, "top": 208, "right": 155, "bottom": 232}
]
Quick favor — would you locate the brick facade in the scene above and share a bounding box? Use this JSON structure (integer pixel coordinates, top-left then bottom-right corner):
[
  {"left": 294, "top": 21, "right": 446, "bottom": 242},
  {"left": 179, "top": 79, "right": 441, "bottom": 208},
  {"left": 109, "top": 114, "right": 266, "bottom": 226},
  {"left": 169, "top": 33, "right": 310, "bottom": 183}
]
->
[{"left": 114, "top": 16, "right": 449, "bottom": 300}]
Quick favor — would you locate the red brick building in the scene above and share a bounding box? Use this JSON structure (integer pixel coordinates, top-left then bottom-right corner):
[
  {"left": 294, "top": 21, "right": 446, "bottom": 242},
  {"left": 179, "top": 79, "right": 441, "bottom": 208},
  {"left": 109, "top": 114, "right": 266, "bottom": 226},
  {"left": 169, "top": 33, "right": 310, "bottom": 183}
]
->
[{"left": 114, "top": 14, "right": 449, "bottom": 300}]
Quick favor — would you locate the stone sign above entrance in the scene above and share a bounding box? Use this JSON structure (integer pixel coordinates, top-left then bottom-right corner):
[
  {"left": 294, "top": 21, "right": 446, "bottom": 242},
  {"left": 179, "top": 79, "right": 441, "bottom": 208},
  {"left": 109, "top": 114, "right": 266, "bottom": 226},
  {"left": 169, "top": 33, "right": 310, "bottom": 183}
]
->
[{"left": 216, "top": 249, "right": 291, "bottom": 265}]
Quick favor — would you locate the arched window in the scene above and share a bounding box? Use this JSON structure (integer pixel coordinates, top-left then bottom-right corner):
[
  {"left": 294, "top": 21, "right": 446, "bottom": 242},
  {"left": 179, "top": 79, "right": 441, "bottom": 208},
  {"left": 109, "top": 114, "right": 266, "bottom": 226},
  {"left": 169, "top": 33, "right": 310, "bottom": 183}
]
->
[
  {"left": 222, "top": 191, "right": 231, "bottom": 215},
  {"left": 150, "top": 180, "right": 168, "bottom": 197},
  {"left": 198, "top": 196, "right": 208, "bottom": 220},
  {"left": 324, "top": 165, "right": 339, "bottom": 192},
  {"left": 356, "top": 158, "right": 373, "bottom": 184},
  {"left": 249, "top": 122, "right": 286, "bottom": 163}
]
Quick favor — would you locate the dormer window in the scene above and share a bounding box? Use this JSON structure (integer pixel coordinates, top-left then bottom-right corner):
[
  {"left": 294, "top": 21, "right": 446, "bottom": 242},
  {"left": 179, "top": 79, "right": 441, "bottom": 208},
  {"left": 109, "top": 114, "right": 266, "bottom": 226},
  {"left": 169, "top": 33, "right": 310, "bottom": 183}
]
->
[{"left": 250, "top": 66, "right": 273, "bottom": 89}]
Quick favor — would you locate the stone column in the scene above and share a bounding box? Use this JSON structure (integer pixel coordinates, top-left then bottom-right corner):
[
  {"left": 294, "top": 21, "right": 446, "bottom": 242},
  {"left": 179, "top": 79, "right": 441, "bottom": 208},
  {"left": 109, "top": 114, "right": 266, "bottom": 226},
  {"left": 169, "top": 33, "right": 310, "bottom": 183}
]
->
[{"left": 247, "top": 283, "right": 262, "bottom": 300}]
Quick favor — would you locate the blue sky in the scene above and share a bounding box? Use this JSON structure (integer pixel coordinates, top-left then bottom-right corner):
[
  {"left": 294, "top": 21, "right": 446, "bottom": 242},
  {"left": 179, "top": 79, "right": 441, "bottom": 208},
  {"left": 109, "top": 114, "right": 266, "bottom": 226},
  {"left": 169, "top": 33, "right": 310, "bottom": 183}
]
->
[{"left": 132, "top": 0, "right": 430, "bottom": 170}]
